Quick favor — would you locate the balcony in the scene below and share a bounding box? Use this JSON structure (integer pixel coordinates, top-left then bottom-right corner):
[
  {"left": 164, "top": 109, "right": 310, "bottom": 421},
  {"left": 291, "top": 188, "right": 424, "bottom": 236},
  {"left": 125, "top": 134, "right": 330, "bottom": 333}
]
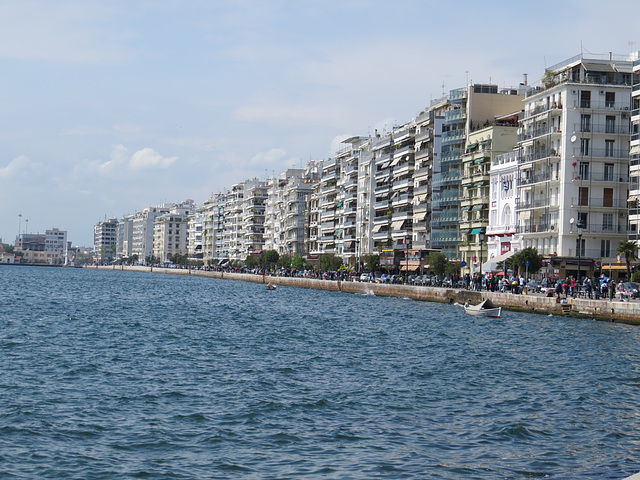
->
[
  {"left": 519, "top": 171, "right": 558, "bottom": 185},
  {"left": 571, "top": 123, "right": 631, "bottom": 135},
  {"left": 571, "top": 147, "right": 630, "bottom": 159},
  {"left": 569, "top": 198, "right": 627, "bottom": 208}
]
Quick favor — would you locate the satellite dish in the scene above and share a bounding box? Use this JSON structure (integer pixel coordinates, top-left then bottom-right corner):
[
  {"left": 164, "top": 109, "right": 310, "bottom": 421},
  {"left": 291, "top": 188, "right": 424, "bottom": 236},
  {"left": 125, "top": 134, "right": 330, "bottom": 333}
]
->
[
  {"left": 570, "top": 218, "right": 575, "bottom": 224},
  {"left": 570, "top": 135, "right": 577, "bottom": 143}
]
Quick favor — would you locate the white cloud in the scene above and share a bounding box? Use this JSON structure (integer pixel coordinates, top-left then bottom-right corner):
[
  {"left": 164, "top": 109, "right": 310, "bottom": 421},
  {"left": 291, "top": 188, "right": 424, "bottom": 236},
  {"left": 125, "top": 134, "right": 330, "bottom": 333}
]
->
[
  {"left": 95, "top": 145, "right": 177, "bottom": 176},
  {"left": 0, "top": 155, "right": 43, "bottom": 179},
  {"left": 129, "top": 148, "right": 177, "bottom": 170}
]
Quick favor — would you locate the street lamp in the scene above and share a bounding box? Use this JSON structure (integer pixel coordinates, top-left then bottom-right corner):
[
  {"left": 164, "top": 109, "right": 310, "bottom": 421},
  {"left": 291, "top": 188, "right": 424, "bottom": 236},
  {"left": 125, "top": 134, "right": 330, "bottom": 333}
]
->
[
  {"left": 478, "top": 231, "right": 485, "bottom": 290},
  {"left": 577, "top": 221, "right": 584, "bottom": 284},
  {"left": 355, "top": 239, "right": 360, "bottom": 273}
]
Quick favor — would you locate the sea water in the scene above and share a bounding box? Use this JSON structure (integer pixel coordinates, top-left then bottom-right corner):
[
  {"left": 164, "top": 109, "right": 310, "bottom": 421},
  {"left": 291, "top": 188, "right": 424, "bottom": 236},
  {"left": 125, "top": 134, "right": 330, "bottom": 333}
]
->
[{"left": 1, "top": 266, "right": 640, "bottom": 479}]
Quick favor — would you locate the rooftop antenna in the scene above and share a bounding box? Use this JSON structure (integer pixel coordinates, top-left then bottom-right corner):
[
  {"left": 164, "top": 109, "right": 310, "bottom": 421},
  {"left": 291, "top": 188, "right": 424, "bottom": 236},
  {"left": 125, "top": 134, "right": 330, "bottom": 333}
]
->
[{"left": 441, "top": 81, "right": 445, "bottom": 96}]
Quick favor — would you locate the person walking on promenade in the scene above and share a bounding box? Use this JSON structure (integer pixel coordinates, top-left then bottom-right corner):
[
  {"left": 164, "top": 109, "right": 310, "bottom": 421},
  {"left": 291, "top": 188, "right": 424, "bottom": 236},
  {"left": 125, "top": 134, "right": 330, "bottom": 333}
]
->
[{"left": 609, "top": 280, "right": 616, "bottom": 302}]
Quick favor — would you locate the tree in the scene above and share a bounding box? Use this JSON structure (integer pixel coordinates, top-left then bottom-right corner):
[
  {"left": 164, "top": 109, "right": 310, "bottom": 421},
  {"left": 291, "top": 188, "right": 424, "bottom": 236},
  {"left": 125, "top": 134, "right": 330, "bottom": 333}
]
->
[
  {"left": 617, "top": 240, "right": 638, "bottom": 281},
  {"left": 261, "top": 250, "right": 280, "bottom": 270},
  {"left": 244, "top": 253, "right": 260, "bottom": 268},
  {"left": 427, "top": 252, "right": 449, "bottom": 276},
  {"left": 361, "top": 253, "right": 380, "bottom": 272},
  {"left": 320, "top": 253, "right": 343, "bottom": 271},
  {"left": 277, "top": 254, "right": 292, "bottom": 269},
  {"left": 510, "top": 247, "right": 543, "bottom": 276},
  {"left": 4, "top": 245, "right": 15, "bottom": 254},
  {"left": 291, "top": 254, "right": 306, "bottom": 270}
]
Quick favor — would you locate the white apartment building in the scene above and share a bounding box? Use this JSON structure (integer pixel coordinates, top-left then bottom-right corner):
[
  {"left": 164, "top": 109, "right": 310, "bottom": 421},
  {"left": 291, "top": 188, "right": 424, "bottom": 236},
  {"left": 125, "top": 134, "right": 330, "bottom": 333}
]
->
[
  {"left": 413, "top": 104, "right": 444, "bottom": 251},
  {"left": 240, "top": 179, "right": 268, "bottom": 258},
  {"left": 629, "top": 54, "right": 640, "bottom": 246},
  {"left": 94, "top": 220, "right": 117, "bottom": 261},
  {"left": 117, "top": 215, "right": 134, "bottom": 259},
  {"left": 201, "top": 192, "right": 228, "bottom": 264},
  {"left": 265, "top": 168, "right": 317, "bottom": 257},
  {"left": 485, "top": 149, "right": 521, "bottom": 270},
  {"left": 131, "top": 204, "right": 172, "bottom": 261},
  {"left": 460, "top": 123, "right": 519, "bottom": 274},
  {"left": 187, "top": 210, "right": 204, "bottom": 259},
  {"left": 517, "top": 54, "right": 633, "bottom": 264}
]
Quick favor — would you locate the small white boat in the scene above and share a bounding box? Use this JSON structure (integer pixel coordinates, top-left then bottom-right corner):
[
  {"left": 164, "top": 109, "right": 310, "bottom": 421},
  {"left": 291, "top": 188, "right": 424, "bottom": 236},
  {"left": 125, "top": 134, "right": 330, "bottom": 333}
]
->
[
  {"left": 266, "top": 283, "right": 277, "bottom": 290},
  {"left": 464, "top": 299, "right": 501, "bottom": 318}
]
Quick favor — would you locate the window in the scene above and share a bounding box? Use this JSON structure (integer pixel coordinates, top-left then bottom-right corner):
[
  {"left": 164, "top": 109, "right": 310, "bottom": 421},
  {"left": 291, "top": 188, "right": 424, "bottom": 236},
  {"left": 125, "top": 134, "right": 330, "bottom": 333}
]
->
[
  {"left": 581, "top": 138, "right": 590, "bottom": 156},
  {"left": 605, "top": 140, "right": 615, "bottom": 157},
  {"left": 579, "top": 162, "right": 590, "bottom": 180},
  {"left": 606, "top": 116, "right": 616, "bottom": 134},
  {"left": 604, "top": 163, "right": 614, "bottom": 182},
  {"left": 580, "top": 114, "right": 591, "bottom": 132},
  {"left": 603, "top": 188, "right": 614, "bottom": 207},
  {"left": 601, "top": 239, "right": 611, "bottom": 257},
  {"left": 605, "top": 91, "right": 615, "bottom": 108},
  {"left": 602, "top": 213, "right": 613, "bottom": 231},
  {"left": 580, "top": 90, "right": 591, "bottom": 108},
  {"left": 579, "top": 187, "right": 589, "bottom": 206},
  {"left": 578, "top": 212, "right": 588, "bottom": 229}
]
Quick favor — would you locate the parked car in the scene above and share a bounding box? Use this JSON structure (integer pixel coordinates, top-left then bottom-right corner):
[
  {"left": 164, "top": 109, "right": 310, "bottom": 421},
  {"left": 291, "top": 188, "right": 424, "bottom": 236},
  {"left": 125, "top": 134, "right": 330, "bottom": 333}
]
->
[
  {"left": 622, "top": 282, "right": 640, "bottom": 298},
  {"left": 526, "top": 279, "right": 542, "bottom": 293}
]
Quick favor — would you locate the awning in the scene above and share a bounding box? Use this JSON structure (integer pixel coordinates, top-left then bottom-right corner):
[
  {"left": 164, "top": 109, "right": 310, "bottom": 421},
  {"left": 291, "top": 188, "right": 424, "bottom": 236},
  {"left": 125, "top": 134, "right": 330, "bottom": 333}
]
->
[
  {"left": 400, "top": 265, "right": 420, "bottom": 271},
  {"left": 473, "top": 158, "right": 485, "bottom": 165},
  {"left": 470, "top": 227, "right": 484, "bottom": 235},
  {"left": 583, "top": 62, "right": 616, "bottom": 72},
  {"left": 391, "top": 220, "right": 405, "bottom": 230},
  {"left": 372, "top": 224, "right": 383, "bottom": 233},
  {"left": 482, "top": 249, "right": 517, "bottom": 272},
  {"left": 460, "top": 205, "right": 471, "bottom": 211},
  {"left": 471, "top": 204, "right": 484, "bottom": 211}
]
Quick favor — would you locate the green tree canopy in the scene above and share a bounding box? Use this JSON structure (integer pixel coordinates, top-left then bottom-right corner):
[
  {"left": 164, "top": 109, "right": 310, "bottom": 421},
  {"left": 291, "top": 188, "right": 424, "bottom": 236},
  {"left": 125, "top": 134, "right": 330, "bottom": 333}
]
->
[
  {"left": 427, "top": 252, "right": 449, "bottom": 276},
  {"left": 277, "top": 254, "right": 292, "bottom": 269},
  {"left": 291, "top": 254, "right": 306, "bottom": 269},
  {"left": 244, "top": 253, "right": 260, "bottom": 268},
  {"left": 361, "top": 253, "right": 380, "bottom": 272},
  {"left": 320, "top": 253, "right": 343, "bottom": 271},
  {"left": 510, "top": 247, "right": 543, "bottom": 276},
  {"left": 261, "top": 250, "right": 280, "bottom": 269}
]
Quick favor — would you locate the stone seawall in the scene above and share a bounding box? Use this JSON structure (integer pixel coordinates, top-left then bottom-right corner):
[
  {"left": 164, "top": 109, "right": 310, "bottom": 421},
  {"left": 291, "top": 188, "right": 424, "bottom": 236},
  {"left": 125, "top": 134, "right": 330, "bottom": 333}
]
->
[{"left": 92, "top": 265, "right": 640, "bottom": 325}]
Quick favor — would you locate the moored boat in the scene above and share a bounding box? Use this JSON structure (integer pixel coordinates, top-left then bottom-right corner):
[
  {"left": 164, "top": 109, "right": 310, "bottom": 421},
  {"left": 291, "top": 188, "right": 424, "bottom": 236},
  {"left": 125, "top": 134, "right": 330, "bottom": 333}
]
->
[
  {"left": 464, "top": 299, "right": 501, "bottom": 318},
  {"left": 266, "top": 283, "right": 276, "bottom": 290}
]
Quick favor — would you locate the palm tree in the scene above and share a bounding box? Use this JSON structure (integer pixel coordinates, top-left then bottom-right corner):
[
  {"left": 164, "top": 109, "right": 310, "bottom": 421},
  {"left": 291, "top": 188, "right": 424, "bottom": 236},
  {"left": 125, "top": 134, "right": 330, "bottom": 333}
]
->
[{"left": 617, "top": 241, "right": 638, "bottom": 281}]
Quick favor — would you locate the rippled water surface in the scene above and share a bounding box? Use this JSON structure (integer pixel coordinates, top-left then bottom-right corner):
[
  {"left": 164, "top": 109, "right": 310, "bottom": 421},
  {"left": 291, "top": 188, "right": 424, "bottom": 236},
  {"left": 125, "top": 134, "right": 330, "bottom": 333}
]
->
[{"left": 2, "top": 266, "right": 640, "bottom": 479}]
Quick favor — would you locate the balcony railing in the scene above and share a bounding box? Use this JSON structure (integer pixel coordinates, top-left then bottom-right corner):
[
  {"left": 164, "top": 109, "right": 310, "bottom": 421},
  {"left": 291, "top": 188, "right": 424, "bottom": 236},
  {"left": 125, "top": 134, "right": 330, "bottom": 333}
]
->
[
  {"left": 571, "top": 123, "right": 631, "bottom": 135},
  {"left": 569, "top": 197, "right": 627, "bottom": 208}
]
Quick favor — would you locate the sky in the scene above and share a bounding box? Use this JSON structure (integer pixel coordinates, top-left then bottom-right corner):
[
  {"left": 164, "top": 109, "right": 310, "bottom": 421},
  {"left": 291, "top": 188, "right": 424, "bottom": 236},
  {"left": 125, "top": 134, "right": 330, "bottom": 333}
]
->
[{"left": 1, "top": 0, "right": 638, "bottom": 246}]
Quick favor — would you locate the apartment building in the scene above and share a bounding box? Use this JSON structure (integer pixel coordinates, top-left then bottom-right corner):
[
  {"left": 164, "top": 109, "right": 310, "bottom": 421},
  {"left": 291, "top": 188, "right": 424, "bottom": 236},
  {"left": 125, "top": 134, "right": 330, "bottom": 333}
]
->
[
  {"left": 265, "top": 167, "right": 318, "bottom": 257},
  {"left": 431, "top": 84, "right": 525, "bottom": 259},
  {"left": 413, "top": 103, "right": 444, "bottom": 251},
  {"left": 201, "top": 192, "right": 228, "bottom": 264},
  {"left": 459, "top": 123, "right": 519, "bottom": 274},
  {"left": 152, "top": 201, "right": 195, "bottom": 263},
  {"left": 94, "top": 219, "right": 118, "bottom": 261},
  {"left": 516, "top": 54, "right": 633, "bottom": 267},
  {"left": 629, "top": 54, "right": 640, "bottom": 246},
  {"left": 485, "top": 149, "right": 521, "bottom": 270},
  {"left": 117, "top": 215, "right": 134, "bottom": 259},
  {"left": 240, "top": 179, "right": 268, "bottom": 258}
]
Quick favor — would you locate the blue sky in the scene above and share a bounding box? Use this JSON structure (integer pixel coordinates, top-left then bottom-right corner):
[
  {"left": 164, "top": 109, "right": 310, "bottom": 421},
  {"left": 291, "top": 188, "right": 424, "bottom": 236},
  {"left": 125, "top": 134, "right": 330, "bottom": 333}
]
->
[{"left": 0, "top": 0, "right": 638, "bottom": 246}]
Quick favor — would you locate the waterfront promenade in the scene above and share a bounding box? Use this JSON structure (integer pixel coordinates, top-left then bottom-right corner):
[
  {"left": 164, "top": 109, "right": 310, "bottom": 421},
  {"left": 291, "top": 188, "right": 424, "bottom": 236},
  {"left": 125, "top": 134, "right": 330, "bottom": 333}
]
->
[{"left": 94, "top": 265, "right": 640, "bottom": 325}]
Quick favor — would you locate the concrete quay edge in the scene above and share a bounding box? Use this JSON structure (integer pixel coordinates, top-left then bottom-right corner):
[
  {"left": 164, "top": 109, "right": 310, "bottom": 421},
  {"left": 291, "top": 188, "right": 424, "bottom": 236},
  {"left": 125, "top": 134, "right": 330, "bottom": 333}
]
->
[{"left": 93, "top": 265, "right": 640, "bottom": 325}]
